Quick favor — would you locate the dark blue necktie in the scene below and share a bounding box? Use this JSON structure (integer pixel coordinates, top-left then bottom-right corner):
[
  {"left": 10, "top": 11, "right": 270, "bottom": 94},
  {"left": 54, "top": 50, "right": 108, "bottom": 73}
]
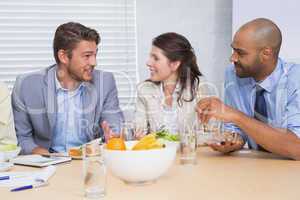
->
[
  {"left": 254, "top": 86, "right": 268, "bottom": 123},
  {"left": 252, "top": 86, "right": 268, "bottom": 151}
]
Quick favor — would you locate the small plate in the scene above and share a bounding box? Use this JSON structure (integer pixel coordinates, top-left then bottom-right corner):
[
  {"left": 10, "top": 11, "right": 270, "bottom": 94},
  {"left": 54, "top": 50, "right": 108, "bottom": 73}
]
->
[
  {"left": 67, "top": 138, "right": 100, "bottom": 160},
  {"left": 0, "top": 162, "right": 14, "bottom": 172},
  {"left": 70, "top": 155, "right": 83, "bottom": 160},
  {"left": 68, "top": 146, "right": 82, "bottom": 160}
]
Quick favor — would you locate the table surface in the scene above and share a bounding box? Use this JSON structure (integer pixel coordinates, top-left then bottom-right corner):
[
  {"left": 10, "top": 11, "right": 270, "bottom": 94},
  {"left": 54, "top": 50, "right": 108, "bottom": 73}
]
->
[{"left": 1, "top": 147, "right": 300, "bottom": 200}]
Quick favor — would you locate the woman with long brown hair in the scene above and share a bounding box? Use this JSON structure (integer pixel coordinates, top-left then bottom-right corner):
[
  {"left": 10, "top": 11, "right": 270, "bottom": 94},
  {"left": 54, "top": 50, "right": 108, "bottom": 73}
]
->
[{"left": 135, "top": 32, "right": 209, "bottom": 135}]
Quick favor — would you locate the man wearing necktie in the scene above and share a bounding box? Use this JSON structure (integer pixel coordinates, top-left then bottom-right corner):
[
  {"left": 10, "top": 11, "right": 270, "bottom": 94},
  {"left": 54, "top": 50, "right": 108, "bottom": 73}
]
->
[{"left": 197, "top": 18, "right": 300, "bottom": 160}]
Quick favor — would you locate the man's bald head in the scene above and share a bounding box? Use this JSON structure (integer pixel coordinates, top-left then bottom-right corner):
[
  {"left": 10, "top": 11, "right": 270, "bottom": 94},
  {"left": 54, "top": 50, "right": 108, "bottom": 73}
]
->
[{"left": 237, "top": 18, "right": 282, "bottom": 58}]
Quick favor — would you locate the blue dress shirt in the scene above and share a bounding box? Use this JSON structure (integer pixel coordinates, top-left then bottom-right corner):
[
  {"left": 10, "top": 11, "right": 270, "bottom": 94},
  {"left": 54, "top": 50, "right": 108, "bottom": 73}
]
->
[
  {"left": 51, "top": 72, "right": 89, "bottom": 152},
  {"left": 224, "top": 58, "right": 300, "bottom": 149}
]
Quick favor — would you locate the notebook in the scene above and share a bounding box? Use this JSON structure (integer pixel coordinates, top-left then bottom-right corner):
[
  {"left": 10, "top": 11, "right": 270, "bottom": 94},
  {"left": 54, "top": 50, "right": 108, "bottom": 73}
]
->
[{"left": 12, "top": 155, "right": 71, "bottom": 167}]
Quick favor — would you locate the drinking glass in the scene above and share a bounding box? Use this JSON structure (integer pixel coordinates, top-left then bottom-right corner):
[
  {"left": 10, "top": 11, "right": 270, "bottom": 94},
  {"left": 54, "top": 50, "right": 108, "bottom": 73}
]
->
[
  {"left": 201, "top": 119, "right": 224, "bottom": 144},
  {"left": 179, "top": 127, "right": 197, "bottom": 165},
  {"left": 82, "top": 143, "right": 106, "bottom": 199},
  {"left": 202, "top": 120, "right": 240, "bottom": 145}
]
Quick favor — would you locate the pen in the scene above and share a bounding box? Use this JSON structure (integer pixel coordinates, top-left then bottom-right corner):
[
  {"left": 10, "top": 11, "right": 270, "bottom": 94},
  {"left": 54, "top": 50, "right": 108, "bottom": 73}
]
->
[
  {"left": 42, "top": 153, "right": 70, "bottom": 158},
  {"left": 0, "top": 176, "right": 9, "bottom": 180},
  {"left": 0, "top": 174, "right": 28, "bottom": 181},
  {"left": 10, "top": 181, "right": 48, "bottom": 192}
]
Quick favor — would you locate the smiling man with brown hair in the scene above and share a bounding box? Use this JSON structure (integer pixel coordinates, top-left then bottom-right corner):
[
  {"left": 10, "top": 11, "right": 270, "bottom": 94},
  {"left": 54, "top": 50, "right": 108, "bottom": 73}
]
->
[{"left": 12, "top": 22, "right": 124, "bottom": 155}]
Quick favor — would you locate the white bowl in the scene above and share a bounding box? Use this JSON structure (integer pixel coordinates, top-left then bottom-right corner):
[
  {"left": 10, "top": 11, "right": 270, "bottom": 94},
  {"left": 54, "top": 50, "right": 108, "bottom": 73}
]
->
[
  {"left": 0, "top": 147, "right": 21, "bottom": 161},
  {"left": 164, "top": 141, "right": 180, "bottom": 150},
  {"left": 104, "top": 141, "right": 177, "bottom": 184}
]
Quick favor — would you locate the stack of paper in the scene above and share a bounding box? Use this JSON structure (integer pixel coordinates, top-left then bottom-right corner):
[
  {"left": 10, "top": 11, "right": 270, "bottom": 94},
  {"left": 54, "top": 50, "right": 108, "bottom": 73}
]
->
[{"left": 0, "top": 165, "right": 56, "bottom": 188}]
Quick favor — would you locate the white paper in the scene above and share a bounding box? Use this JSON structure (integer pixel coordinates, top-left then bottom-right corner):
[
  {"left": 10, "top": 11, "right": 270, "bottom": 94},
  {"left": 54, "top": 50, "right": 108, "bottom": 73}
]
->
[
  {"left": 37, "top": 165, "right": 56, "bottom": 182},
  {"left": 0, "top": 165, "right": 56, "bottom": 187}
]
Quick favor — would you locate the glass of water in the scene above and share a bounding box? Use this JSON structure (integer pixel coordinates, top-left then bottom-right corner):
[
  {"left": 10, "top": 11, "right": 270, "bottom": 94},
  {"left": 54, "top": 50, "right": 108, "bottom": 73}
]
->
[
  {"left": 82, "top": 143, "right": 106, "bottom": 199},
  {"left": 179, "top": 126, "right": 197, "bottom": 165}
]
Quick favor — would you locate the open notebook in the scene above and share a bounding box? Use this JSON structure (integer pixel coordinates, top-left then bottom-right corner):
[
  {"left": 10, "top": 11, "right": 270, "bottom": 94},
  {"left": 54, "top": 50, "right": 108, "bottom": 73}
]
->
[{"left": 12, "top": 155, "right": 71, "bottom": 167}]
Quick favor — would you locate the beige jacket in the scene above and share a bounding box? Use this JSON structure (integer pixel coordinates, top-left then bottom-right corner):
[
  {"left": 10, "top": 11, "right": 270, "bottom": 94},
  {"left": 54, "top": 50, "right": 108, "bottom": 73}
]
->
[
  {"left": 134, "top": 77, "right": 210, "bottom": 134},
  {"left": 0, "top": 82, "right": 17, "bottom": 145}
]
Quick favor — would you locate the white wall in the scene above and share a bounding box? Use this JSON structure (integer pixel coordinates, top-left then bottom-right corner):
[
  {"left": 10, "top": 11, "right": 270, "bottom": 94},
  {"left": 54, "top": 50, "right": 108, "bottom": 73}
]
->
[
  {"left": 136, "top": 0, "right": 233, "bottom": 96},
  {"left": 233, "top": 0, "right": 300, "bottom": 63}
]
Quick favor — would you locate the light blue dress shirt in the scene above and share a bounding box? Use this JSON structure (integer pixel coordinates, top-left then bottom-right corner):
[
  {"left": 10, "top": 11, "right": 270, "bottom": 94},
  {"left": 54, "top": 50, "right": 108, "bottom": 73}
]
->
[
  {"left": 51, "top": 72, "right": 89, "bottom": 153},
  {"left": 224, "top": 58, "right": 300, "bottom": 149}
]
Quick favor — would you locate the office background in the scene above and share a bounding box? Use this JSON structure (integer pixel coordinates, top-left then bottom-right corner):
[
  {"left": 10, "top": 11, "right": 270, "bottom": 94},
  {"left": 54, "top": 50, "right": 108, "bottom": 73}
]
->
[{"left": 0, "top": 0, "right": 298, "bottom": 117}]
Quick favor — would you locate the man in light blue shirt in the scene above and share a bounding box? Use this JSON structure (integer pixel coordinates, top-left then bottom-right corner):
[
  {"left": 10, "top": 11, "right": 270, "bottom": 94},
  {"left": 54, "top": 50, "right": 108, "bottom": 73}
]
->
[{"left": 197, "top": 18, "right": 300, "bottom": 160}]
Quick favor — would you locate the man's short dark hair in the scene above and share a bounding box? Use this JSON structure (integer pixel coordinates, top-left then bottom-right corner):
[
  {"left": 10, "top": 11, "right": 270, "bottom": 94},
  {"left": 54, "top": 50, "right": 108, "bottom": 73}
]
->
[{"left": 53, "top": 22, "right": 100, "bottom": 64}]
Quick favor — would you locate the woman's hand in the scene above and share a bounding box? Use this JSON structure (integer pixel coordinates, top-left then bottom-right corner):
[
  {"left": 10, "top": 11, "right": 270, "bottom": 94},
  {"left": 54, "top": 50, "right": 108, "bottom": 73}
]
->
[{"left": 133, "top": 128, "right": 147, "bottom": 140}]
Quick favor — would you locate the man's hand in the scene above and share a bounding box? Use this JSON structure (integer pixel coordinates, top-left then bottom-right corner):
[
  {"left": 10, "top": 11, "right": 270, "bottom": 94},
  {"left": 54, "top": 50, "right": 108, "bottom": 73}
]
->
[
  {"left": 101, "top": 121, "right": 119, "bottom": 143},
  {"left": 32, "top": 146, "right": 50, "bottom": 155},
  {"left": 208, "top": 132, "right": 244, "bottom": 154},
  {"left": 197, "top": 97, "right": 239, "bottom": 123}
]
